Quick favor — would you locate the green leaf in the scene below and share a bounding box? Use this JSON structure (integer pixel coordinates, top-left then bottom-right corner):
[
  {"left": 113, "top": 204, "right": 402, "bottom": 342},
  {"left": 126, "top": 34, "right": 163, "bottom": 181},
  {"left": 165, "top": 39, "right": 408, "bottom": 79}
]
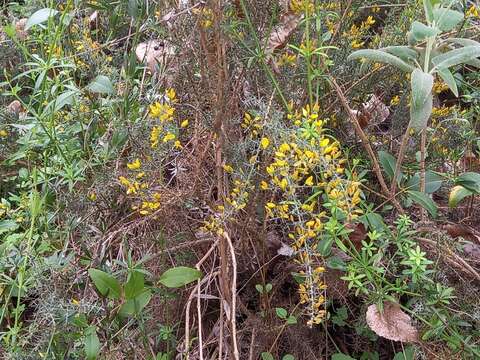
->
[
  {"left": 317, "top": 236, "right": 334, "bottom": 256},
  {"left": 437, "top": 68, "right": 458, "bottom": 97},
  {"left": 433, "top": 8, "right": 464, "bottom": 31},
  {"left": 119, "top": 290, "right": 152, "bottom": 316},
  {"left": 326, "top": 256, "right": 347, "bottom": 271},
  {"left": 432, "top": 46, "right": 480, "bottom": 70},
  {"left": 88, "top": 269, "right": 121, "bottom": 299},
  {"left": 411, "top": 21, "right": 439, "bottom": 41},
  {"left": 124, "top": 271, "right": 145, "bottom": 300},
  {"left": 128, "top": 0, "right": 139, "bottom": 18},
  {"left": 283, "top": 355, "right": 295, "bottom": 360},
  {"left": 393, "top": 346, "right": 414, "bottom": 360},
  {"left": 410, "top": 69, "right": 433, "bottom": 130},
  {"left": 332, "top": 353, "right": 356, "bottom": 360},
  {"left": 405, "top": 171, "right": 443, "bottom": 193},
  {"left": 275, "top": 307, "right": 288, "bottom": 319},
  {"left": 348, "top": 49, "right": 415, "bottom": 72},
  {"left": 84, "top": 326, "right": 100, "bottom": 360},
  {"left": 378, "top": 151, "right": 402, "bottom": 183},
  {"left": 286, "top": 315, "right": 297, "bottom": 325},
  {"left": 423, "top": 0, "right": 434, "bottom": 23},
  {"left": 159, "top": 266, "right": 202, "bottom": 288},
  {"left": 449, "top": 185, "right": 474, "bottom": 208},
  {"left": 261, "top": 352, "right": 274, "bottom": 360},
  {"left": 0, "top": 220, "right": 20, "bottom": 235},
  {"left": 407, "top": 190, "right": 438, "bottom": 217},
  {"left": 456, "top": 172, "right": 480, "bottom": 193},
  {"left": 382, "top": 46, "right": 418, "bottom": 61},
  {"left": 86, "top": 75, "right": 115, "bottom": 95},
  {"left": 25, "top": 8, "right": 59, "bottom": 30}
]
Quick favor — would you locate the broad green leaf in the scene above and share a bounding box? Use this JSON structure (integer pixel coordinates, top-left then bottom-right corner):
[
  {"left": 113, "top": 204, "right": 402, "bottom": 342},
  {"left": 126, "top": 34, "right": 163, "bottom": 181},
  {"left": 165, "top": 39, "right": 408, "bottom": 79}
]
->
[
  {"left": 128, "top": 0, "right": 139, "bottom": 18},
  {"left": 393, "top": 346, "right": 414, "bottom": 360},
  {"left": 405, "top": 171, "right": 443, "bottom": 193},
  {"left": 84, "top": 326, "right": 100, "bottom": 360},
  {"left": 433, "top": 8, "right": 464, "bottom": 31},
  {"left": 455, "top": 172, "right": 480, "bottom": 193},
  {"left": 317, "top": 236, "right": 334, "bottom": 256},
  {"left": 86, "top": 75, "right": 115, "bottom": 95},
  {"left": 119, "top": 290, "right": 152, "bottom": 316},
  {"left": 410, "top": 69, "right": 433, "bottom": 130},
  {"left": 411, "top": 21, "right": 439, "bottom": 41},
  {"left": 261, "top": 352, "right": 274, "bottom": 360},
  {"left": 275, "top": 307, "right": 288, "bottom": 319},
  {"left": 326, "top": 256, "right": 347, "bottom": 271},
  {"left": 88, "top": 269, "right": 121, "bottom": 299},
  {"left": 283, "top": 355, "right": 295, "bottom": 360},
  {"left": 124, "top": 271, "right": 145, "bottom": 300},
  {"left": 443, "top": 39, "right": 480, "bottom": 68},
  {"left": 449, "top": 185, "right": 473, "bottom": 208},
  {"left": 378, "top": 150, "right": 402, "bottom": 184},
  {"left": 407, "top": 190, "right": 438, "bottom": 217},
  {"left": 0, "top": 220, "right": 20, "bottom": 235},
  {"left": 25, "top": 8, "right": 59, "bottom": 30},
  {"left": 332, "top": 353, "right": 356, "bottom": 360},
  {"left": 348, "top": 49, "right": 415, "bottom": 72},
  {"left": 437, "top": 68, "right": 458, "bottom": 97},
  {"left": 159, "top": 266, "right": 202, "bottom": 288},
  {"left": 382, "top": 46, "right": 418, "bottom": 61},
  {"left": 432, "top": 46, "right": 480, "bottom": 70},
  {"left": 423, "top": 0, "right": 434, "bottom": 23}
]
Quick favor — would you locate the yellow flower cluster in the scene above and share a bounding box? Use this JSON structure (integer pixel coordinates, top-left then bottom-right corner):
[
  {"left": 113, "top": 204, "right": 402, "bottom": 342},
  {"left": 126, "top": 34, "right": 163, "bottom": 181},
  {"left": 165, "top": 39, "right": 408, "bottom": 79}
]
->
[
  {"left": 433, "top": 80, "right": 449, "bottom": 94},
  {"left": 241, "top": 112, "right": 263, "bottom": 138},
  {"left": 193, "top": 7, "right": 214, "bottom": 28},
  {"left": 432, "top": 105, "right": 455, "bottom": 119},
  {"left": 225, "top": 180, "right": 253, "bottom": 211},
  {"left": 298, "top": 265, "right": 327, "bottom": 327},
  {"left": 277, "top": 52, "right": 297, "bottom": 68},
  {"left": 290, "top": 0, "right": 315, "bottom": 14},
  {"left": 344, "top": 16, "right": 376, "bottom": 49},
  {"left": 149, "top": 89, "right": 185, "bottom": 150},
  {"left": 466, "top": 5, "right": 479, "bottom": 18},
  {"left": 262, "top": 104, "right": 362, "bottom": 326}
]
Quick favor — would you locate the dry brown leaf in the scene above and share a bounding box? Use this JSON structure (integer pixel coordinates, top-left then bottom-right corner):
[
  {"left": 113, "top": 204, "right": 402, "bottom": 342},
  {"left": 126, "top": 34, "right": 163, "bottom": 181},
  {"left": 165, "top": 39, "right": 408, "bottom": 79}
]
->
[
  {"left": 352, "top": 94, "right": 390, "bottom": 129},
  {"left": 135, "top": 40, "right": 175, "bottom": 73},
  {"left": 443, "top": 224, "right": 480, "bottom": 244},
  {"left": 6, "top": 100, "right": 22, "bottom": 115},
  {"left": 346, "top": 223, "right": 367, "bottom": 251},
  {"left": 89, "top": 11, "right": 98, "bottom": 29},
  {"left": 15, "top": 18, "right": 28, "bottom": 40},
  {"left": 265, "top": 13, "right": 301, "bottom": 56},
  {"left": 463, "top": 243, "right": 480, "bottom": 259},
  {"left": 366, "top": 301, "right": 419, "bottom": 343}
]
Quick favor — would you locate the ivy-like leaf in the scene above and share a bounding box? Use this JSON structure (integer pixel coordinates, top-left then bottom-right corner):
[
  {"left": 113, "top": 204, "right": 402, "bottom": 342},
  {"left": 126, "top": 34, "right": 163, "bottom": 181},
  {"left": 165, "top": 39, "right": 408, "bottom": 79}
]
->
[{"left": 159, "top": 266, "right": 202, "bottom": 288}]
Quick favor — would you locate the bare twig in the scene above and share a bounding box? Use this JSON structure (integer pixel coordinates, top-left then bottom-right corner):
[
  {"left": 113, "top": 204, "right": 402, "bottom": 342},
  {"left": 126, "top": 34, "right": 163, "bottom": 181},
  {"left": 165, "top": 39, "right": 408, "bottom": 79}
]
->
[{"left": 330, "top": 78, "right": 404, "bottom": 214}]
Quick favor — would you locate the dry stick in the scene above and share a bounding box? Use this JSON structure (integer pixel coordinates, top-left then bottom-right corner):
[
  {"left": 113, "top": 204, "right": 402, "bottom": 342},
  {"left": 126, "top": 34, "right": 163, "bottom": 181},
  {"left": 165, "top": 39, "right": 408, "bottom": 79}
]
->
[
  {"left": 185, "top": 240, "right": 219, "bottom": 358},
  {"left": 330, "top": 78, "right": 405, "bottom": 214},
  {"left": 420, "top": 129, "right": 427, "bottom": 221},
  {"left": 224, "top": 232, "right": 240, "bottom": 360},
  {"left": 418, "top": 237, "right": 480, "bottom": 281},
  {"left": 390, "top": 128, "right": 410, "bottom": 196}
]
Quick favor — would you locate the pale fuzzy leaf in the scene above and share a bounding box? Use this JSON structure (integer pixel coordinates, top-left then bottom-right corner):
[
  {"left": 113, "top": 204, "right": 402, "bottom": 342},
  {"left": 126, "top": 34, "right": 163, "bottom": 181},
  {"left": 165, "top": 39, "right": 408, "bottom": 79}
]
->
[
  {"left": 432, "top": 45, "right": 480, "bottom": 70},
  {"left": 366, "top": 301, "right": 419, "bottom": 343},
  {"left": 411, "top": 21, "right": 439, "bottom": 41},
  {"left": 433, "top": 8, "right": 464, "bottom": 31},
  {"left": 265, "top": 13, "right": 301, "bottom": 55},
  {"left": 348, "top": 49, "right": 415, "bottom": 72},
  {"left": 382, "top": 46, "right": 418, "bottom": 61},
  {"left": 410, "top": 69, "right": 433, "bottom": 130},
  {"left": 437, "top": 68, "right": 458, "bottom": 97},
  {"left": 25, "top": 8, "right": 59, "bottom": 30}
]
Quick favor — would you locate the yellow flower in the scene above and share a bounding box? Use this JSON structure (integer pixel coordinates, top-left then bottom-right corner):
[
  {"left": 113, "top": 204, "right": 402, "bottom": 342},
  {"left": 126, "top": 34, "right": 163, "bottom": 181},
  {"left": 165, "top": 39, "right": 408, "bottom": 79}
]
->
[
  {"left": 305, "top": 176, "right": 314, "bottom": 186},
  {"left": 390, "top": 95, "right": 400, "bottom": 106},
  {"left": 150, "top": 126, "right": 161, "bottom": 148},
  {"left": 165, "top": 88, "right": 176, "bottom": 101},
  {"left": 127, "top": 158, "right": 142, "bottom": 170},
  {"left": 163, "top": 132, "right": 176, "bottom": 142},
  {"left": 181, "top": 119, "right": 189, "bottom": 128},
  {"left": 467, "top": 5, "right": 479, "bottom": 18},
  {"left": 0, "top": 130, "right": 7, "bottom": 137},
  {"left": 174, "top": 140, "right": 182, "bottom": 149},
  {"left": 260, "top": 181, "right": 269, "bottom": 190},
  {"left": 260, "top": 137, "right": 270, "bottom": 149},
  {"left": 88, "top": 192, "right": 97, "bottom": 201},
  {"left": 223, "top": 164, "right": 233, "bottom": 173}
]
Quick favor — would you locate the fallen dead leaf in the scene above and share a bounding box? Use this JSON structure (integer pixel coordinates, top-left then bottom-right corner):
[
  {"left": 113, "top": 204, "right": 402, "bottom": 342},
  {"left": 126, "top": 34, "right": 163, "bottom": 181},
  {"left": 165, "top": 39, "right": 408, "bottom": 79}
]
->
[
  {"left": 351, "top": 94, "right": 390, "bottom": 130},
  {"left": 346, "top": 222, "right": 367, "bottom": 251},
  {"left": 443, "top": 224, "right": 480, "bottom": 244},
  {"left": 15, "top": 18, "right": 28, "bottom": 40},
  {"left": 366, "top": 301, "right": 419, "bottom": 343},
  {"left": 463, "top": 243, "right": 480, "bottom": 260},
  {"left": 135, "top": 40, "right": 175, "bottom": 73},
  {"left": 265, "top": 12, "right": 301, "bottom": 56},
  {"left": 89, "top": 11, "right": 98, "bottom": 29},
  {"left": 6, "top": 100, "right": 22, "bottom": 115}
]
